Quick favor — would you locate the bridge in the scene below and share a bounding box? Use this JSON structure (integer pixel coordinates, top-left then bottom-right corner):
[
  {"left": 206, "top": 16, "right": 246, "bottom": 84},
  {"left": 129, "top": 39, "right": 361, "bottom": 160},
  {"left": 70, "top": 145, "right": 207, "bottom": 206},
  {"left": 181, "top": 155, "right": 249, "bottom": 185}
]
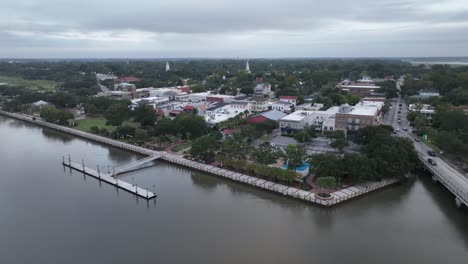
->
[
  {"left": 387, "top": 95, "right": 468, "bottom": 208},
  {"left": 113, "top": 154, "right": 161, "bottom": 176},
  {"left": 413, "top": 141, "right": 468, "bottom": 208}
]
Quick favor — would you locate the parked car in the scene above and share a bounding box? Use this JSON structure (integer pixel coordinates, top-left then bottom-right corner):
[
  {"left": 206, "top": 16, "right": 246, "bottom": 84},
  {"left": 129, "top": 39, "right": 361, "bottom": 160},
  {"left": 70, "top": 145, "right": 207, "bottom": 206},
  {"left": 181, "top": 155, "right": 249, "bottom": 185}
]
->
[
  {"left": 403, "top": 127, "right": 408, "bottom": 131},
  {"left": 414, "top": 138, "right": 421, "bottom": 142},
  {"left": 427, "top": 158, "right": 437, "bottom": 166},
  {"left": 427, "top": 151, "right": 436, "bottom": 157}
]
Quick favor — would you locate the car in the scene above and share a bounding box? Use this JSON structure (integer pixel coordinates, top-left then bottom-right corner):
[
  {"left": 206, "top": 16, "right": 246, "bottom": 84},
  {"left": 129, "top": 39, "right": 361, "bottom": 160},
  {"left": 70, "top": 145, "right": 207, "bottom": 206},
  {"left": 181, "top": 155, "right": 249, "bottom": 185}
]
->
[
  {"left": 398, "top": 111, "right": 401, "bottom": 114},
  {"left": 427, "top": 151, "right": 436, "bottom": 157},
  {"left": 414, "top": 138, "right": 420, "bottom": 142},
  {"left": 403, "top": 127, "right": 408, "bottom": 131},
  {"left": 427, "top": 158, "right": 437, "bottom": 166}
]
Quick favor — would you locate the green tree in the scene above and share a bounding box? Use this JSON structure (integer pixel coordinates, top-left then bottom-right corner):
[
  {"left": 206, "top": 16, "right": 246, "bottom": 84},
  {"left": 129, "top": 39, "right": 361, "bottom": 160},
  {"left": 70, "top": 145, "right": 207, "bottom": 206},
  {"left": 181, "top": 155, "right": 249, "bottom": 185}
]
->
[
  {"left": 191, "top": 84, "right": 206, "bottom": 93},
  {"left": 90, "top": 126, "right": 100, "bottom": 134},
  {"left": 113, "top": 125, "right": 135, "bottom": 139},
  {"left": 133, "top": 105, "right": 156, "bottom": 127},
  {"left": 330, "top": 137, "right": 349, "bottom": 151},
  {"left": 316, "top": 176, "right": 338, "bottom": 189},
  {"left": 40, "top": 105, "right": 60, "bottom": 122},
  {"left": 85, "top": 104, "right": 98, "bottom": 115},
  {"left": 190, "top": 134, "right": 219, "bottom": 162},
  {"left": 104, "top": 103, "right": 129, "bottom": 126},
  {"left": 285, "top": 144, "right": 306, "bottom": 170}
]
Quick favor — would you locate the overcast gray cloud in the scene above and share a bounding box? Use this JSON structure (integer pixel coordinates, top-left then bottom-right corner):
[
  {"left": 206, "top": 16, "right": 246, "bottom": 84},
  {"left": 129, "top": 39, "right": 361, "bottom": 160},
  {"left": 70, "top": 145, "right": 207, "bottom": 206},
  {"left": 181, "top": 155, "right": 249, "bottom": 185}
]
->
[{"left": 0, "top": 0, "right": 467, "bottom": 58}]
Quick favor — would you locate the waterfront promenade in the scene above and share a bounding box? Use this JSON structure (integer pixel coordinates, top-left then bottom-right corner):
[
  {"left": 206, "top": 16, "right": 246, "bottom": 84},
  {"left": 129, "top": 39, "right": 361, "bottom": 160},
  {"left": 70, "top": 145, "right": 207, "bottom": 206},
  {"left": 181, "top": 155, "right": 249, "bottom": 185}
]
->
[{"left": 0, "top": 110, "right": 400, "bottom": 207}]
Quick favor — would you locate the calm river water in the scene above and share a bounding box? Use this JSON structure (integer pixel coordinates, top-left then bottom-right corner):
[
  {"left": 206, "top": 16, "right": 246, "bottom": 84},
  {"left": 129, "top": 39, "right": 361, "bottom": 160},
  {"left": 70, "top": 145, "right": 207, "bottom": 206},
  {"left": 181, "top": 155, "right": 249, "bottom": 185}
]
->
[{"left": 0, "top": 116, "right": 467, "bottom": 264}]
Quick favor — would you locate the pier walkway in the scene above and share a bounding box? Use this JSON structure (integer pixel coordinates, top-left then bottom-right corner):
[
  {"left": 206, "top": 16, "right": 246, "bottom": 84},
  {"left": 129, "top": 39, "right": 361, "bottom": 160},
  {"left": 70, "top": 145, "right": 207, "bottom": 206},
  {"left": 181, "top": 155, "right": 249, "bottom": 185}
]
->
[
  {"left": 63, "top": 161, "right": 156, "bottom": 199},
  {"left": 114, "top": 154, "right": 161, "bottom": 176}
]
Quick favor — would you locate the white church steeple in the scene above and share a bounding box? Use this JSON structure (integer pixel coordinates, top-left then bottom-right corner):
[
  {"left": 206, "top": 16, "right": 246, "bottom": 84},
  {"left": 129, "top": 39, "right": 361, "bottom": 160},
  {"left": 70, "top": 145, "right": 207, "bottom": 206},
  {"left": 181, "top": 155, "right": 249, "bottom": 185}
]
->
[
  {"left": 245, "top": 60, "right": 250, "bottom": 73},
  {"left": 166, "top": 61, "right": 170, "bottom": 72}
]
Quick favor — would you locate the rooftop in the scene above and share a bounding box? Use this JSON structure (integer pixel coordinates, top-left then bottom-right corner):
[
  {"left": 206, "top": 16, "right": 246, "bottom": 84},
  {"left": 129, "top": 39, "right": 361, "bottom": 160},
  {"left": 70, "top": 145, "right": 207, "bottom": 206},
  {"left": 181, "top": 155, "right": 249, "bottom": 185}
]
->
[
  {"left": 280, "top": 95, "right": 297, "bottom": 100},
  {"left": 338, "top": 85, "right": 381, "bottom": 89},
  {"left": 116, "top": 76, "right": 140, "bottom": 82},
  {"left": 280, "top": 111, "right": 315, "bottom": 122},
  {"left": 253, "top": 109, "right": 287, "bottom": 121}
]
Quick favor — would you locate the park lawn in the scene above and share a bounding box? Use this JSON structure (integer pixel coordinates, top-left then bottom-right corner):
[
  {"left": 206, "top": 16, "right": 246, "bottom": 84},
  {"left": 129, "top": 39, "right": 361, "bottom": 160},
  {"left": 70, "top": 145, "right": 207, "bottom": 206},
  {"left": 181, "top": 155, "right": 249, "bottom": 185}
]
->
[
  {"left": 0, "top": 75, "right": 60, "bottom": 91},
  {"left": 74, "top": 117, "right": 110, "bottom": 132},
  {"left": 171, "top": 142, "right": 191, "bottom": 152},
  {"left": 74, "top": 117, "right": 141, "bottom": 133}
]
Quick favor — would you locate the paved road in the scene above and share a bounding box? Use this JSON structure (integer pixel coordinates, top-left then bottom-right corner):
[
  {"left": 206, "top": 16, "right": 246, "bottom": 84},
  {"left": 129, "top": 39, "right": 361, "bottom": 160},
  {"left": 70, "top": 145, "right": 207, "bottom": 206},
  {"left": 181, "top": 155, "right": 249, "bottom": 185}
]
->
[
  {"left": 390, "top": 89, "right": 468, "bottom": 205},
  {"left": 97, "top": 82, "right": 110, "bottom": 93}
]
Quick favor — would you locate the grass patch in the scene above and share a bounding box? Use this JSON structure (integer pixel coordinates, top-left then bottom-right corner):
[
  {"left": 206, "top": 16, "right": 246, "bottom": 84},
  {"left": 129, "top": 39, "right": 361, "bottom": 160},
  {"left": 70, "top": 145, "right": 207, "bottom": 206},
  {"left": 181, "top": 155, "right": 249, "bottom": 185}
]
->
[
  {"left": 75, "top": 117, "right": 110, "bottom": 132},
  {"left": 171, "top": 142, "right": 191, "bottom": 152},
  {"left": 74, "top": 117, "right": 140, "bottom": 133},
  {"left": 0, "top": 75, "right": 60, "bottom": 91}
]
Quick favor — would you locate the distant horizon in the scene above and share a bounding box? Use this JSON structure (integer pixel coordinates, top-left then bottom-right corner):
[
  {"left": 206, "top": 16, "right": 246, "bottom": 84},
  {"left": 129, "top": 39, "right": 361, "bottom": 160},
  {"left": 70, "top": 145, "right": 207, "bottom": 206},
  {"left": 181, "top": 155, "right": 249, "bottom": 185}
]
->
[{"left": 1, "top": 56, "right": 468, "bottom": 61}]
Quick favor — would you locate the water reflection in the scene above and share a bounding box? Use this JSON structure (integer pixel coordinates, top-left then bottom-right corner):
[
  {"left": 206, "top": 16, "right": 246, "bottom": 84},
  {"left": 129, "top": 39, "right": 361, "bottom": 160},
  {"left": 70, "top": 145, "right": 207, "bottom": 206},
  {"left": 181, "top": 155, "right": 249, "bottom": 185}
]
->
[
  {"left": 41, "top": 128, "right": 74, "bottom": 144},
  {"left": 190, "top": 172, "right": 220, "bottom": 191},
  {"left": 418, "top": 172, "right": 468, "bottom": 247},
  {"left": 107, "top": 147, "right": 142, "bottom": 164}
]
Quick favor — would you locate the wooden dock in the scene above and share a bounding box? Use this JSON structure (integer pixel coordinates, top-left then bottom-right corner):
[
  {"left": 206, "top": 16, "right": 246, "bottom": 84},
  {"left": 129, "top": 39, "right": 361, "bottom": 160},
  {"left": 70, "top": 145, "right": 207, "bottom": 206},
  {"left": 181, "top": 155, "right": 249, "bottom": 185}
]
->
[{"left": 63, "top": 161, "right": 156, "bottom": 200}]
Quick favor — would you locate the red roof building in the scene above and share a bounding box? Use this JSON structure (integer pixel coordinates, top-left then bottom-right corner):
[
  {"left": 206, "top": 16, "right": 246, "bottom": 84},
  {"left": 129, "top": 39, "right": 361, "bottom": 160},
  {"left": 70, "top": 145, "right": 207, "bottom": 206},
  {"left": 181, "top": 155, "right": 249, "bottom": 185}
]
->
[
  {"left": 207, "top": 97, "right": 224, "bottom": 103},
  {"left": 248, "top": 115, "right": 270, "bottom": 124},
  {"left": 183, "top": 105, "right": 196, "bottom": 112},
  {"left": 279, "top": 96, "right": 297, "bottom": 100},
  {"left": 116, "top": 76, "right": 141, "bottom": 83},
  {"left": 178, "top": 86, "right": 191, "bottom": 93},
  {"left": 169, "top": 110, "right": 181, "bottom": 117}
]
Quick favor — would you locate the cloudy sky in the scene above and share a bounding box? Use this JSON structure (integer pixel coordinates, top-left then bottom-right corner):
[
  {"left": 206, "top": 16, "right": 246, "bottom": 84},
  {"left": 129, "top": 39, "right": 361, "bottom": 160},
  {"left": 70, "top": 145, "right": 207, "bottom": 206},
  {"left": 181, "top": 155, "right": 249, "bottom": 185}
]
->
[{"left": 1, "top": 0, "right": 468, "bottom": 58}]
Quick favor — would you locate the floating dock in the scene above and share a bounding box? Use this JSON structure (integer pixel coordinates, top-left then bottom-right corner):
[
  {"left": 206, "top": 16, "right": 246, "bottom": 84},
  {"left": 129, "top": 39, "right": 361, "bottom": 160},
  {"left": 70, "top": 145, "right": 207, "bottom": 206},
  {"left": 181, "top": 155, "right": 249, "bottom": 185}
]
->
[{"left": 63, "top": 161, "right": 156, "bottom": 200}]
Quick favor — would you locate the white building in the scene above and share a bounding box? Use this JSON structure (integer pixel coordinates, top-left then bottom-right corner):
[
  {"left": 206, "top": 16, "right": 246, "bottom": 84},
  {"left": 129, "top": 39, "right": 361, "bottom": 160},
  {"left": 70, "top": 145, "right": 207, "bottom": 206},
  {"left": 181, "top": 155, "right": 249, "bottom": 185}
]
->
[
  {"left": 175, "top": 94, "right": 190, "bottom": 101},
  {"left": 296, "top": 103, "right": 324, "bottom": 111},
  {"left": 130, "top": 97, "right": 170, "bottom": 110},
  {"left": 279, "top": 111, "right": 315, "bottom": 134},
  {"left": 322, "top": 116, "right": 336, "bottom": 132},
  {"left": 205, "top": 104, "right": 247, "bottom": 126},
  {"left": 279, "top": 96, "right": 298, "bottom": 106},
  {"left": 250, "top": 95, "right": 269, "bottom": 112},
  {"left": 149, "top": 88, "right": 179, "bottom": 98},
  {"left": 188, "top": 92, "right": 234, "bottom": 103},
  {"left": 230, "top": 101, "right": 252, "bottom": 112},
  {"left": 96, "top": 73, "right": 117, "bottom": 81},
  {"left": 271, "top": 101, "right": 293, "bottom": 113},
  {"left": 306, "top": 106, "right": 340, "bottom": 130},
  {"left": 419, "top": 89, "right": 440, "bottom": 98},
  {"left": 254, "top": 83, "right": 272, "bottom": 95},
  {"left": 409, "top": 104, "right": 435, "bottom": 124}
]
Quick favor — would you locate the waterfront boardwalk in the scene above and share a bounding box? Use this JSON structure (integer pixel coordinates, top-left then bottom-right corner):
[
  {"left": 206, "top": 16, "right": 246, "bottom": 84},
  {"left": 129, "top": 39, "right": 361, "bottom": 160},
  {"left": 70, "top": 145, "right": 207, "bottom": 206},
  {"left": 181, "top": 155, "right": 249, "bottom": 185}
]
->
[
  {"left": 114, "top": 154, "right": 161, "bottom": 175},
  {"left": 0, "top": 110, "right": 400, "bottom": 207},
  {"left": 64, "top": 161, "right": 157, "bottom": 200}
]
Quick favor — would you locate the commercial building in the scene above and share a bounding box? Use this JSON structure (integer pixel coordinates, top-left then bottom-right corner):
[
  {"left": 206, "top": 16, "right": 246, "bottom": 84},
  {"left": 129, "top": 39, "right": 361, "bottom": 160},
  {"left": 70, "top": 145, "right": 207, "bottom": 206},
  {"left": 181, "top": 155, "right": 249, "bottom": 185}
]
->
[
  {"left": 271, "top": 101, "right": 293, "bottom": 113},
  {"left": 205, "top": 104, "right": 247, "bottom": 126},
  {"left": 279, "top": 96, "right": 298, "bottom": 106},
  {"left": 419, "top": 89, "right": 440, "bottom": 98},
  {"left": 408, "top": 104, "right": 435, "bottom": 124},
  {"left": 248, "top": 110, "right": 287, "bottom": 124},
  {"left": 306, "top": 106, "right": 340, "bottom": 131},
  {"left": 250, "top": 95, "right": 269, "bottom": 112},
  {"left": 295, "top": 103, "right": 324, "bottom": 111},
  {"left": 335, "top": 103, "right": 382, "bottom": 132},
  {"left": 279, "top": 111, "right": 315, "bottom": 134},
  {"left": 336, "top": 78, "right": 381, "bottom": 96}
]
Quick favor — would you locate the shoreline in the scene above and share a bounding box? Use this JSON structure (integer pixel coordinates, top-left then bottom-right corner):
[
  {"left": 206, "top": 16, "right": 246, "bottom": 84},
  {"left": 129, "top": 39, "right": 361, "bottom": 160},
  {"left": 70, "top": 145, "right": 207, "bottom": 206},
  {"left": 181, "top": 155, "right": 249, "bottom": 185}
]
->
[{"left": 0, "top": 110, "right": 400, "bottom": 206}]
